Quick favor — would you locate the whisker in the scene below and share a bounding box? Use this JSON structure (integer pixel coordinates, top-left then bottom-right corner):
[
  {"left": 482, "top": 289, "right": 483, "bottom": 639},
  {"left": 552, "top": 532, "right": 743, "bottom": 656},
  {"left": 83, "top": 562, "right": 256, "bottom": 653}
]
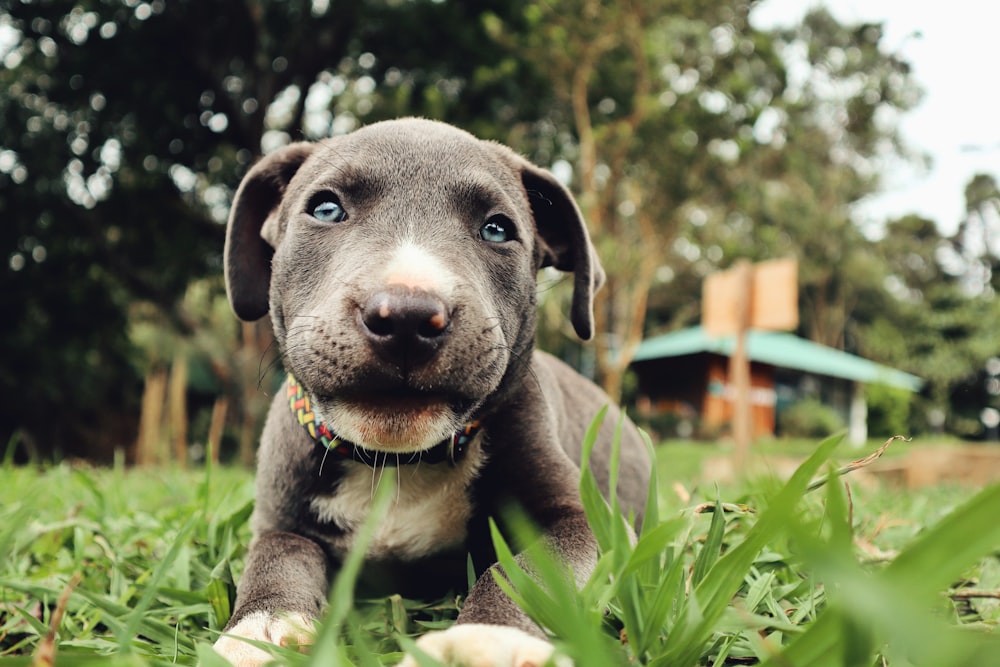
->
[
  {"left": 257, "top": 354, "right": 286, "bottom": 389},
  {"left": 318, "top": 444, "right": 331, "bottom": 477},
  {"left": 395, "top": 454, "right": 402, "bottom": 502},
  {"left": 481, "top": 317, "right": 504, "bottom": 333},
  {"left": 487, "top": 343, "right": 545, "bottom": 396},
  {"left": 535, "top": 273, "right": 570, "bottom": 294}
]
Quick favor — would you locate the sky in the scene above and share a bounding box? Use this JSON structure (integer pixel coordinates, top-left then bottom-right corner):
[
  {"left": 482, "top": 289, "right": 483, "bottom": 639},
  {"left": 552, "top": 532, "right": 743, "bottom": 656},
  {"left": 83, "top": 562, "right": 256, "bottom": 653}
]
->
[{"left": 751, "top": 0, "right": 1000, "bottom": 236}]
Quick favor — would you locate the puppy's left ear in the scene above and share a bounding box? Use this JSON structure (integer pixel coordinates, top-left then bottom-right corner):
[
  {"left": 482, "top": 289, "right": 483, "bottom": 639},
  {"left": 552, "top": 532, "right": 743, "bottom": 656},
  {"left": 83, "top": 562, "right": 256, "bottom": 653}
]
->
[
  {"left": 518, "top": 161, "right": 606, "bottom": 341},
  {"left": 224, "top": 142, "right": 315, "bottom": 321}
]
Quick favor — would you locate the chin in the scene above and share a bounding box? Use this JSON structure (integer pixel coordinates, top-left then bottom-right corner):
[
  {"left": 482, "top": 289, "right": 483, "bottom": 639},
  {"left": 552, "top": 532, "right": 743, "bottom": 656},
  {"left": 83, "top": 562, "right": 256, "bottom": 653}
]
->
[{"left": 322, "top": 396, "right": 462, "bottom": 452}]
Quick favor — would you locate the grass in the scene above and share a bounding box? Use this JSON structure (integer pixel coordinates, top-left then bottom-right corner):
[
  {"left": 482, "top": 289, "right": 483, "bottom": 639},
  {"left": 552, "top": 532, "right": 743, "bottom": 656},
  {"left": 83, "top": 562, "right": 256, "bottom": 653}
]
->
[{"left": 1, "top": 427, "right": 999, "bottom": 666}]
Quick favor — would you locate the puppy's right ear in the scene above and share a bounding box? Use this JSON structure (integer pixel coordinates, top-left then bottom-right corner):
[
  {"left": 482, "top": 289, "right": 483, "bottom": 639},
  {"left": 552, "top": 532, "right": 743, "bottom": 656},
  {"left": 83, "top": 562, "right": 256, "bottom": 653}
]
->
[{"left": 224, "top": 143, "right": 315, "bottom": 321}]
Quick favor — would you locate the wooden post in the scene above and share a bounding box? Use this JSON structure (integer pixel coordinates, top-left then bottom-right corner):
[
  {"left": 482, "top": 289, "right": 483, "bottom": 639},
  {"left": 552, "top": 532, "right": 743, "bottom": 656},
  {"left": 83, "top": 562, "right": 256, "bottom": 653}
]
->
[
  {"left": 729, "top": 261, "right": 753, "bottom": 467},
  {"left": 703, "top": 258, "right": 798, "bottom": 472}
]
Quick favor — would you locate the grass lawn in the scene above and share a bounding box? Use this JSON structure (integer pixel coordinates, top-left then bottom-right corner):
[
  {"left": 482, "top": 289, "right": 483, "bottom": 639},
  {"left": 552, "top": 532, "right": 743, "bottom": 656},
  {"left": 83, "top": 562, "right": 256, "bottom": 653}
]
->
[{"left": 1, "top": 433, "right": 999, "bottom": 666}]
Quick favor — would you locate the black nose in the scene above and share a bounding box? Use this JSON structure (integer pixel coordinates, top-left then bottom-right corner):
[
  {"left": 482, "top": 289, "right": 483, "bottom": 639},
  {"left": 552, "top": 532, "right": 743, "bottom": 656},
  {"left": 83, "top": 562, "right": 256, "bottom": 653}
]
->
[{"left": 359, "top": 287, "right": 451, "bottom": 368}]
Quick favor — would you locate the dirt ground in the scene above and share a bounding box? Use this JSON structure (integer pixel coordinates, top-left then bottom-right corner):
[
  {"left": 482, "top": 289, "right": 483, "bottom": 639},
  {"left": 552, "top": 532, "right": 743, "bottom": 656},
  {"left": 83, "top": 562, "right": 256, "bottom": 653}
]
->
[
  {"left": 702, "top": 443, "right": 1000, "bottom": 488},
  {"left": 866, "top": 443, "right": 1000, "bottom": 488}
]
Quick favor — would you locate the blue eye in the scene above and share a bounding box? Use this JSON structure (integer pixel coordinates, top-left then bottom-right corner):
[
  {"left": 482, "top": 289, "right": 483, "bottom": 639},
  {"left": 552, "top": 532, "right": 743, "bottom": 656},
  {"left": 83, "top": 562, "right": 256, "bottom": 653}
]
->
[
  {"left": 480, "top": 215, "right": 514, "bottom": 243},
  {"left": 310, "top": 197, "right": 347, "bottom": 223}
]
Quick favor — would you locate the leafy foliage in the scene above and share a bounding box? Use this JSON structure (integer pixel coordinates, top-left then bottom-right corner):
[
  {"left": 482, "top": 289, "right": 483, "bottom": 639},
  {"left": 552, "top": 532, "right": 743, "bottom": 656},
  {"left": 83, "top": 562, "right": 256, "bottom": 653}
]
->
[
  {"left": 857, "top": 214, "right": 1000, "bottom": 436},
  {"left": 865, "top": 383, "right": 911, "bottom": 438}
]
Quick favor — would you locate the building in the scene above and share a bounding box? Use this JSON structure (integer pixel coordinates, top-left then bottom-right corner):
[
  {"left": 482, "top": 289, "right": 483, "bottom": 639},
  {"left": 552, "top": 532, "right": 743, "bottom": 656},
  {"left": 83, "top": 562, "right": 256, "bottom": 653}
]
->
[{"left": 630, "top": 326, "right": 922, "bottom": 443}]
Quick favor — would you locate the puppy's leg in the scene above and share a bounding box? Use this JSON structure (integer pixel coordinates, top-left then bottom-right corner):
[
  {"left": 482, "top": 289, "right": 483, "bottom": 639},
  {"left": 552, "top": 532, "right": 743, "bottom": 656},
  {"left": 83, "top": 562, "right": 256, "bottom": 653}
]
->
[
  {"left": 398, "top": 513, "right": 594, "bottom": 667},
  {"left": 213, "top": 531, "right": 330, "bottom": 667}
]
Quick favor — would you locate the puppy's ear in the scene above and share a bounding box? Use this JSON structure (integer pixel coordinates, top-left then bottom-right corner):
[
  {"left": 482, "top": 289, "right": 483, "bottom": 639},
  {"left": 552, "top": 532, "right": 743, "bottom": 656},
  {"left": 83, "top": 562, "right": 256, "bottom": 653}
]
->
[
  {"left": 224, "top": 143, "right": 315, "bottom": 321},
  {"left": 518, "top": 161, "right": 606, "bottom": 341}
]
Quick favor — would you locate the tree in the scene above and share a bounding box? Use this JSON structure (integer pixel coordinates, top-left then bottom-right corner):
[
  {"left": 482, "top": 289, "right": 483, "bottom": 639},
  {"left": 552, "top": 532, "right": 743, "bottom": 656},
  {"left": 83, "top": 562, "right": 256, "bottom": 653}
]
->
[
  {"left": 952, "top": 173, "right": 1000, "bottom": 294},
  {"left": 857, "top": 213, "right": 1000, "bottom": 435},
  {"left": 1, "top": 0, "right": 365, "bottom": 458},
  {"left": 484, "top": 0, "right": 794, "bottom": 400},
  {"left": 484, "top": 4, "right": 921, "bottom": 401}
]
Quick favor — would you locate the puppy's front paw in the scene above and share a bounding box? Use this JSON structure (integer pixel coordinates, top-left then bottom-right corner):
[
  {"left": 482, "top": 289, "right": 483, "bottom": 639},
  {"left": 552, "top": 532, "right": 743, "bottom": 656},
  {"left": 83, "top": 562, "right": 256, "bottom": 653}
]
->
[
  {"left": 397, "top": 624, "right": 569, "bottom": 667},
  {"left": 211, "top": 611, "right": 313, "bottom": 666}
]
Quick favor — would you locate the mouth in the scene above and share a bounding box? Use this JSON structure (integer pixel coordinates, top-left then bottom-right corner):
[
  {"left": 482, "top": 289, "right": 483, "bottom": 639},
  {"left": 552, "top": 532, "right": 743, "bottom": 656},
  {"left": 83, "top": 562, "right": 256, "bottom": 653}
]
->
[
  {"left": 320, "top": 385, "right": 469, "bottom": 413},
  {"left": 339, "top": 390, "right": 454, "bottom": 420},
  {"left": 313, "top": 389, "right": 473, "bottom": 453},
  {"left": 344, "top": 387, "right": 446, "bottom": 406}
]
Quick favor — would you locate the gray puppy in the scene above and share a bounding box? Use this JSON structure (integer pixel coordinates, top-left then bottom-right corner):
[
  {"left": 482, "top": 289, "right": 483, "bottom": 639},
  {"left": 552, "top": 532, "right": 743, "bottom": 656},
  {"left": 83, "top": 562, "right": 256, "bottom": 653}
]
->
[{"left": 213, "top": 118, "right": 649, "bottom": 667}]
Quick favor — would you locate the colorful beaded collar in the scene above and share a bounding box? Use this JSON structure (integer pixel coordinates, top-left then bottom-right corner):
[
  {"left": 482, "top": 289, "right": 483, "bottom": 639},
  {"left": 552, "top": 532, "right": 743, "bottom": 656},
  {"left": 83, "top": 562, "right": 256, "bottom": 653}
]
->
[{"left": 286, "top": 374, "right": 479, "bottom": 467}]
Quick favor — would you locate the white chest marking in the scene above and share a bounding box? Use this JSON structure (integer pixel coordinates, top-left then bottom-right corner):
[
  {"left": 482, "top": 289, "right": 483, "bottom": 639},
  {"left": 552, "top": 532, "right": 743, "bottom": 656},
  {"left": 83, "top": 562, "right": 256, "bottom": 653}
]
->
[{"left": 310, "top": 440, "right": 485, "bottom": 560}]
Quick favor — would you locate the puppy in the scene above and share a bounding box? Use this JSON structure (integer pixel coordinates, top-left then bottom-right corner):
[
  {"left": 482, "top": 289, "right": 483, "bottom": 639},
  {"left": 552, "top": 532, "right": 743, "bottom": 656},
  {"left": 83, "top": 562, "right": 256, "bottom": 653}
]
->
[{"left": 214, "top": 118, "right": 650, "bottom": 666}]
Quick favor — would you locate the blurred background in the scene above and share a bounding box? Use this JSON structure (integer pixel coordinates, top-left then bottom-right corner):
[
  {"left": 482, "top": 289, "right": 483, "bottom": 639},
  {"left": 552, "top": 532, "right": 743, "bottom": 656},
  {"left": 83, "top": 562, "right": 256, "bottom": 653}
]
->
[{"left": 1, "top": 0, "right": 998, "bottom": 464}]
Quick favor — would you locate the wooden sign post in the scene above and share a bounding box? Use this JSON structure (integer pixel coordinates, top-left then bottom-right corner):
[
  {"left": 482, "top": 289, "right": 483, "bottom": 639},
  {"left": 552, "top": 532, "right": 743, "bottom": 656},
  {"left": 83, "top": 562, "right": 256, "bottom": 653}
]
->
[{"left": 702, "top": 258, "right": 799, "bottom": 466}]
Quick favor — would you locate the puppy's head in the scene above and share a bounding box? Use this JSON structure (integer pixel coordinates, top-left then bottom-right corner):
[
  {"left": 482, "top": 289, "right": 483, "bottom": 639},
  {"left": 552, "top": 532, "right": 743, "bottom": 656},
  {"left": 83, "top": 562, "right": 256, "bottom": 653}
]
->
[{"left": 225, "top": 119, "right": 604, "bottom": 452}]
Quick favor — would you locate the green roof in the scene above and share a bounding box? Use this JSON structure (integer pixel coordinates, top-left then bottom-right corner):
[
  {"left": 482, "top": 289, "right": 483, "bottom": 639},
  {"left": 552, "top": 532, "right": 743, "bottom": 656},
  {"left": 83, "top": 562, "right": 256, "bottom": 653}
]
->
[{"left": 633, "top": 326, "right": 923, "bottom": 392}]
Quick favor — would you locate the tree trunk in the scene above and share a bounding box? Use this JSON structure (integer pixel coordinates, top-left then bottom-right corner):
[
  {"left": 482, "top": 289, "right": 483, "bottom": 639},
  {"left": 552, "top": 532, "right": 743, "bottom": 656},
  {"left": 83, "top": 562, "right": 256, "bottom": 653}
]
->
[
  {"left": 566, "top": 5, "right": 656, "bottom": 404},
  {"left": 207, "top": 395, "right": 229, "bottom": 465},
  {"left": 237, "top": 319, "right": 274, "bottom": 466},
  {"left": 167, "top": 352, "right": 189, "bottom": 467},
  {"left": 136, "top": 366, "right": 168, "bottom": 466}
]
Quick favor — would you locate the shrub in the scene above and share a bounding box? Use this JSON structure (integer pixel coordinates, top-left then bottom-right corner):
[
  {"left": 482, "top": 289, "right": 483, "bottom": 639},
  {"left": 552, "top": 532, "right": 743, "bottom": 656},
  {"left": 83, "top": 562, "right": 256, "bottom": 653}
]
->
[
  {"left": 778, "top": 398, "right": 844, "bottom": 438},
  {"left": 867, "top": 383, "right": 912, "bottom": 437}
]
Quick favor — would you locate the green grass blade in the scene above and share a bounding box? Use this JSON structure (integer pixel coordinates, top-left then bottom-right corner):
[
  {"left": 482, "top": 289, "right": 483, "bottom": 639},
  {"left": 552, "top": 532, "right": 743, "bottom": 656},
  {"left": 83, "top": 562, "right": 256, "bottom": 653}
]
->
[
  {"left": 577, "top": 408, "right": 616, "bottom": 554},
  {"left": 487, "top": 517, "right": 620, "bottom": 666},
  {"left": 394, "top": 635, "right": 445, "bottom": 667},
  {"left": 0, "top": 579, "right": 193, "bottom": 652},
  {"left": 119, "top": 514, "right": 200, "bottom": 653},
  {"left": 197, "top": 641, "right": 239, "bottom": 667},
  {"left": 487, "top": 518, "right": 569, "bottom": 632},
  {"left": 620, "top": 516, "right": 685, "bottom": 579},
  {"left": 761, "top": 481, "right": 1000, "bottom": 666},
  {"left": 639, "top": 429, "right": 661, "bottom": 535},
  {"left": 690, "top": 498, "right": 725, "bottom": 588},
  {"left": 577, "top": 406, "right": 609, "bottom": 475},
  {"left": 607, "top": 415, "right": 623, "bottom": 516},
  {"left": 634, "top": 542, "right": 687, "bottom": 658},
  {"left": 885, "top": 481, "right": 1000, "bottom": 593},
  {"left": 306, "top": 468, "right": 398, "bottom": 667},
  {"left": 662, "top": 433, "right": 844, "bottom": 665},
  {"left": 345, "top": 609, "right": 391, "bottom": 667}
]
